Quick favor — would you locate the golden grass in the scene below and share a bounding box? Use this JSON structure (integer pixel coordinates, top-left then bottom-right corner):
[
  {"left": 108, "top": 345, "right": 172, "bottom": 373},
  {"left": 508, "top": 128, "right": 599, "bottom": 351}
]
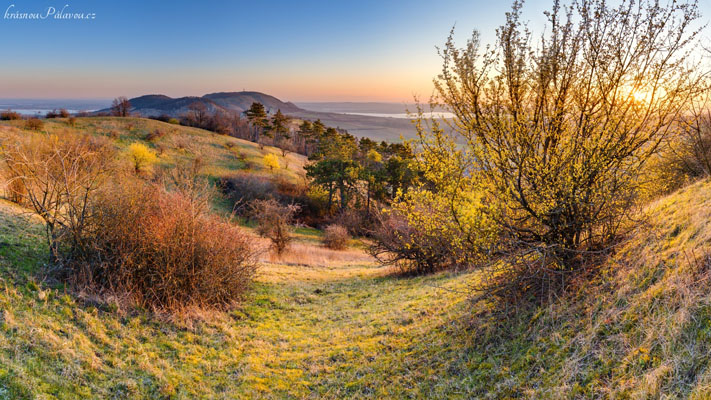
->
[
  {"left": 3, "top": 177, "right": 711, "bottom": 398},
  {"left": 258, "top": 240, "right": 376, "bottom": 268},
  {"left": 0, "top": 116, "right": 308, "bottom": 184},
  {"left": 6, "top": 117, "right": 711, "bottom": 397}
]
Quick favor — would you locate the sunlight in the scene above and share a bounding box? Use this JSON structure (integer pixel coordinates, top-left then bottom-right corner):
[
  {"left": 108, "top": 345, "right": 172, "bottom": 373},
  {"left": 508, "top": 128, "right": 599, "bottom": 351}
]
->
[{"left": 632, "top": 90, "right": 649, "bottom": 103}]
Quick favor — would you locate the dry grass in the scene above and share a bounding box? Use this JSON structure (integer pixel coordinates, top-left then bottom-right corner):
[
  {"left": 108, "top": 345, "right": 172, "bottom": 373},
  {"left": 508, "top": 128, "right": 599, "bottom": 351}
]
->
[
  {"left": 5, "top": 117, "right": 711, "bottom": 397},
  {"left": 259, "top": 240, "right": 376, "bottom": 268},
  {"left": 5, "top": 181, "right": 711, "bottom": 397}
]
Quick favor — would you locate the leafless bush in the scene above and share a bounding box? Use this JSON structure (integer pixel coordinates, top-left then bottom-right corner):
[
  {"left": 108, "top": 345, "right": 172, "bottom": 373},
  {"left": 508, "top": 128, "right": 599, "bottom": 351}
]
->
[
  {"left": 1, "top": 133, "right": 114, "bottom": 262},
  {"left": 668, "top": 93, "right": 711, "bottom": 179},
  {"left": 0, "top": 110, "right": 21, "bottom": 120},
  {"left": 45, "top": 109, "right": 70, "bottom": 119},
  {"left": 24, "top": 118, "right": 44, "bottom": 131},
  {"left": 221, "top": 173, "right": 276, "bottom": 211},
  {"left": 369, "top": 211, "right": 464, "bottom": 275},
  {"left": 145, "top": 128, "right": 167, "bottom": 142},
  {"left": 323, "top": 224, "right": 349, "bottom": 250},
  {"left": 68, "top": 182, "right": 258, "bottom": 310},
  {"left": 250, "top": 199, "right": 299, "bottom": 254},
  {"left": 67, "top": 116, "right": 77, "bottom": 127},
  {"left": 334, "top": 209, "right": 369, "bottom": 236}
]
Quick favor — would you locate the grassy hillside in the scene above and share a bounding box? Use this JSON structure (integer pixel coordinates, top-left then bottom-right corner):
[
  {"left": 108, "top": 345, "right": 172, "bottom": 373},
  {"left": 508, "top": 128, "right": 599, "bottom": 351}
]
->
[
  {"left": 0, "top": 117, "right": 309, "bottom": 221},
  {"left": 0, "top": 117, "right": 307, "bottom": 186},
  {"left": 3, "top": 117, "right": 711, "bottom": 398}
]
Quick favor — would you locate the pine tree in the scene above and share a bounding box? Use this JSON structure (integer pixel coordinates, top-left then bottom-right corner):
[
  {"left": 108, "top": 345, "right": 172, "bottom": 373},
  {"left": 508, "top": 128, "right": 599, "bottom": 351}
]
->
[{"left": 244, "top": 102, "right": 268, "bottom": 145}]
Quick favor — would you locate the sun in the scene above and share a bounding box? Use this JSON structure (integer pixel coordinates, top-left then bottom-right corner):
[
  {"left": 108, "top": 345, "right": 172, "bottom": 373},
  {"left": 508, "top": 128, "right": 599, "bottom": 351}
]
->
[{"left": 632, "top": 91, "right": 649, "bottom": 103}]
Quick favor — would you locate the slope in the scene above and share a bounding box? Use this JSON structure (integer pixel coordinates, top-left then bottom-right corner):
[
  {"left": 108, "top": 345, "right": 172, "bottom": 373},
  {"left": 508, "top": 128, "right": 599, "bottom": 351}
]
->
[{"left": 2, "top": 118, "right": 711, "bottom": 398}]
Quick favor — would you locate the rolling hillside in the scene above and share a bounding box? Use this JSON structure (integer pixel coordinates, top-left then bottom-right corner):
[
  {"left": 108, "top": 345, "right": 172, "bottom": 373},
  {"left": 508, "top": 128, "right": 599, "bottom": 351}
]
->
[
  {"left": 0, "top": 117, "right": 307, "bottom": 186},
  {"left": 1, "top": 116, "right": 711, "bottom": 397}
]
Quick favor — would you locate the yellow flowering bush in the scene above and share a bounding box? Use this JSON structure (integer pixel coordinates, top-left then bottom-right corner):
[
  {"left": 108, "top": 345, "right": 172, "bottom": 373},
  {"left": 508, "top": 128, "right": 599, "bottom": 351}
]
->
[
  {"left": 263, "top": 153, "right": 280, "bottom": 171},
  {"left": 128, "top": 142, "right": 157, "bottom": 174}
]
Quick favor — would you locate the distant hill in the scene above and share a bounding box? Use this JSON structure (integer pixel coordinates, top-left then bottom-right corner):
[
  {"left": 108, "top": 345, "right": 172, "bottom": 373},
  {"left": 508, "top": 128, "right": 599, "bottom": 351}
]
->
[
  {"left": 97, "top": 91, "right": 304, "bottom": 118},
  {"left": 205, "top": 92, "right": 302, "bottom": 114},
  {"left": 97, "top": 92, "right": 425, "bottom": 142}
]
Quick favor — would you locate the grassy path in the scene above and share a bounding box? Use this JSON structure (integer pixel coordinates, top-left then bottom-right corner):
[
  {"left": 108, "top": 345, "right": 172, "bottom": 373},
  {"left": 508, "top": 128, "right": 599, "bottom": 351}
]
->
[{"left": 0, "top": 200, "right": 479, "bottom": 399}]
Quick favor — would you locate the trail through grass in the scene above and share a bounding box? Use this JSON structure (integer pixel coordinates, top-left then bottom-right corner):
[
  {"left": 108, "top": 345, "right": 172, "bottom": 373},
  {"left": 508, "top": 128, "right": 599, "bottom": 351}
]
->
[{"left": 0, "top": 199, "right": 478, "bottom": 399}]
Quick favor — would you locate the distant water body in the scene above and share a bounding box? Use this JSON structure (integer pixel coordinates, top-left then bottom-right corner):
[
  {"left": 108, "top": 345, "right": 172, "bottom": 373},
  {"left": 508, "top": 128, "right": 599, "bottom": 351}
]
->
[
  {"left": 339, "top": 112, "right": 455, "bottom": 119},
  {"left": 0, "top": 99, "right": 109, "bottom": 115},
  {"left": 294, "top": 102, "right": 455, "bottom": 119}
]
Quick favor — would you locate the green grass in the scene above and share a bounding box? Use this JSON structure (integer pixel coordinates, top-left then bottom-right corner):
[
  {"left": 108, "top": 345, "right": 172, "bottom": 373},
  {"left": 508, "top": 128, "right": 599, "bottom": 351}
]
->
[
  {"left": 0, "top": 117, "right": 307, "bottom": 215},
  {"left": 4, "top": 117, "right": 711, "bottom": 398},
  {"left": 0, "top": 199, "right": 478, "bottom": 399}
]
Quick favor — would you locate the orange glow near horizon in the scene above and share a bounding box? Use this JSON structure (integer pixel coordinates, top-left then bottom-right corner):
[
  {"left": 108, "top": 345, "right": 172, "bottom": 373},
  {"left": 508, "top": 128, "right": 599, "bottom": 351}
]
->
[{"left": 0, "top": 64, "right": 439, "bottom": 102}]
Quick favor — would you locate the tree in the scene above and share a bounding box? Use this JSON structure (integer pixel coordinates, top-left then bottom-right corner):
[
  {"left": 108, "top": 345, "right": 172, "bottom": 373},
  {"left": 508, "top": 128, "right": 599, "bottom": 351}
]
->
[
  {"left": 298, "top": 120, "right": 313, "bottom": 154},
  {"left": 250, "top": 199, "right": 299, "bottom": 254},
  {"left": 414, "top": 0, "right": 704, "bottom": 287},
  {"left": 306, "top": 129, "right": 360, "bottom": 212},
  {"left": 1, "top": 134, "right": 114, "bottom": 263},
  {"left": 269, "top": 109, "right": 291, "bottom": 155},
  {"left": 186, "top": 102, "right": 209, "bottom": 127},
  {"left": 111, "top": 96, "right": 131, "bottom": 117},
  {"left": 244, "top": 102, "right": 269, "bottom": 146}
]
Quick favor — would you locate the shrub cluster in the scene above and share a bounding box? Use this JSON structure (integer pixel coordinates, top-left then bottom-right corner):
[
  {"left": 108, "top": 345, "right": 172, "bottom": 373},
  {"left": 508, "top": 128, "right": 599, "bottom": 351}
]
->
[
  {"left": 0, "top": 110, "right": 21, "bottom": 120},
  {"left": 45, "top": 109, "right": 70, "bottom": 118},
  {"left": 1, "top": 132, "right": 258, "bottom": 311},
  {"left": 250, "top": 199, "right": 299, "bottom": 254},
  {"left": 145, "top": 128, "right": 167, "bottom": 142},
  {"left": 322, "top": 224, "right": 349, "bottom": 250},
  {"left": 66, "top": 182, "right": 258, "bottom": 310},
  {"left": 370, "top": 189, "right": 496, "bottom": 275},
  {"left": 24, "top": 118, "right": 44, "bottom": 131}
]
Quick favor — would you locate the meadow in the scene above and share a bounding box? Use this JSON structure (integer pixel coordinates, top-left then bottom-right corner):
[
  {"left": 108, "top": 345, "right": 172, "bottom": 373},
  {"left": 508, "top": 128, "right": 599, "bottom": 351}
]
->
[{"left": 2, "top": 117, "right": 711, "bottom": 398}]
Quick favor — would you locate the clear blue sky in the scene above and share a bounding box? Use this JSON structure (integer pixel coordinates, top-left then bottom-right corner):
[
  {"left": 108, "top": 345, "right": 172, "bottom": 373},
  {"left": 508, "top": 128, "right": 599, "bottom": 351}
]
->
[{"left": 1, "top": 0, "right": 709, "bottom": 101}]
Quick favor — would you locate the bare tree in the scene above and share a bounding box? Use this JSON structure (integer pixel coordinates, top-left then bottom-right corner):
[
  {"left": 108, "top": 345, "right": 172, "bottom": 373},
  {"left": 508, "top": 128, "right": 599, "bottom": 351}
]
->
[
  {"left": 250, "top": 199, "right": 299, "bottom": 254},
  {"left": 111, "top": 96, "right": 131, "bottom": 117},
  {"left": 1, "top": 134, "right": 114, "bottom": 263},
  {"left": 186, "top": 101, "right": 209, "bottom": 127}
]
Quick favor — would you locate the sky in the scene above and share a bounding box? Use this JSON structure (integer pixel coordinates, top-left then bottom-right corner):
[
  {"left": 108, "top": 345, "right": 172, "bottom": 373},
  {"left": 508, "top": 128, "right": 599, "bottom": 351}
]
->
[{"left": 1, "top": 0, "right": 710, "bottom": 102}]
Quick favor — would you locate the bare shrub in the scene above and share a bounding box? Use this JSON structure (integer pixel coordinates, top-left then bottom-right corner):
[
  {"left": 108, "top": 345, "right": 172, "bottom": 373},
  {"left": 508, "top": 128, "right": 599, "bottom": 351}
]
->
[
  {"left": 24, "top": 118, "right": 44, "bottom": 131},
  {"left": 46, "top": 109, "right": 69, "bottom": 119},
  {"left": 334, "top": 209, "right": 368, "bottom": 236},
  {"left": 221, "top": 173, "right": 276, "bottom": 211},
  {"left": 0, "top": 110, "right": 21, "bottom": 120},
  {"left": 369, "top": 211, "right": 469, "bottom": 275},
  {"left": 1, "top": 133, "right": 114, "bottom": 262},
  {"left": 67, "top": 116, "right": 77, "bottom": 127},
  {"left": 145, "top": 128, "right": 167, "bottom": 142},
  {"left": 250, "top": 199, "right": 299, "bottom": 254},
  {"left": 664, "top": 90, "right": 711, "bottom": 181},
  {"left": 174, "top": 137, "right": 192, "bottom": 152},
  {"left": 323, "top": 224, "right": 349, "bottom": 250},
  {"left": 68, "top": 182, "right": 258, "bottom": 310}
]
